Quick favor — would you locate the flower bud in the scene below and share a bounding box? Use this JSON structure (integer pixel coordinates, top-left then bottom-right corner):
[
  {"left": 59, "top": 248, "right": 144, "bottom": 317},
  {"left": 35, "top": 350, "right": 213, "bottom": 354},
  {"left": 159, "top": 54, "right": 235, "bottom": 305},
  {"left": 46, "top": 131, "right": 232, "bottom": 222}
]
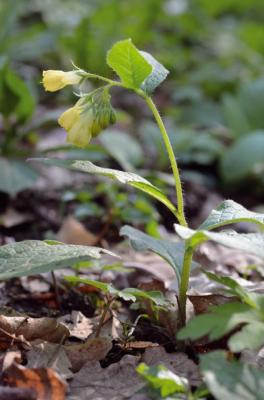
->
[
  {"left": 42, "top": 70, "right": 82, "bottom": 92},
  {"left": 57, "top": 88, "right": 116, "bottom": 148}
]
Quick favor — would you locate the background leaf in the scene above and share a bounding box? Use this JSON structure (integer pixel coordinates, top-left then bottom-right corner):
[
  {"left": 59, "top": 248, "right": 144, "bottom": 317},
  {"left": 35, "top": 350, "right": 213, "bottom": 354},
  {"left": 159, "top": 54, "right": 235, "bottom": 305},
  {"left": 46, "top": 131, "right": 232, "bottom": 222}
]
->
[
  {"left": 200, "top": 351, "right": 264, "bottom": 400},
  {"left": 0, "top": 157, "right": 38, "bottom": 196},
  {"left": 31, "top": 158, "right": 178, "bottom": 216},
  {"left": 220, "top": 131, "right": 264, "bottom": 182}
]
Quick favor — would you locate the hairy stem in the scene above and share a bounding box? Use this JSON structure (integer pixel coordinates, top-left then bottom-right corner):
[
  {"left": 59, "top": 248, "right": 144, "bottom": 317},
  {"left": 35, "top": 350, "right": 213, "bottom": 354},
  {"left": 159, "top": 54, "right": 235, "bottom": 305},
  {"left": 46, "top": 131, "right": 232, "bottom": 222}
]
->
[
  {"left": 84, "top": 72, "right": 123, "bottom": 87},
  {"left": 143, "top": 95, "right": 187, "bottom": 227},
  {"left": 178, "top": 246, "right": 194, "bottom": 326}
]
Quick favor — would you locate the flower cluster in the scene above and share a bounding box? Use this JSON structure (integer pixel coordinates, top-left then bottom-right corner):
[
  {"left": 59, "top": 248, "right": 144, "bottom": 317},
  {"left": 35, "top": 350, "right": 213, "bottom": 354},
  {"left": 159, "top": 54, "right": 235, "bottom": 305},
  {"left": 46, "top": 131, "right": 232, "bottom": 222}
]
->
[{"left": 42, "top": 70, "right": 116, "bottom": 147}]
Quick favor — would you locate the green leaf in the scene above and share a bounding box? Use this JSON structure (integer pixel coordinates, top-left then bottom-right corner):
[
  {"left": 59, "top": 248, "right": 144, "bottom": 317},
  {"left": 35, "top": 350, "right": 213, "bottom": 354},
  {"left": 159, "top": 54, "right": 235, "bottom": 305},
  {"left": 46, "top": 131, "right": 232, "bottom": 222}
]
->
[
  {"left": 199, "top": 200, "right": 264, "bottom": 231},
  {"left": 200, "top": 351, "right": 264, "bottom": 400},
  {"left": 136, "top": 363, "right": 188, "bottom": 397},
  {"left": 178, "top": 292, "right": 264, "bottom": 352},
  {"left": 0, "top": 158, "right": 38, "bottom": 196},
  {"left": 140, "top": 51, "right": 169, "bottom": 94},
  {"left": 0, "top": 61, "right": 35, "bottom": 122},
  {"left": 220, "top": 131, "right": 264, "bottom": 183},
  {"left": 177, "top": 302, "right": 254, "bottom": 342},
  {"left": 174, "top": 224, "right": 264, "bottom": 260},
  {"left": 31, "top": 158, "right": 178, "bottom": 216},
  {"left": 121, "top": 225, "right": 198, "bottom": 283},
  {"left": 0, "top": 241, "right": 116, "bottom": 280},
  {"left": 106, "top": 39, "right": 152, "bottom": 89},
  {"left": 121, "top": 288, "right": 169, "bottom": 307},
  {"left": 203, "top": 271, "right": 257, "bottom": 308},
  {"left": 222, "top": 94, "right": 251, "bottom": 138},
  {"left": 99, "top": 129, "right": 143, "bottom": 170},
  {"left": 65, "top": 276, "right": 167, "bottom": 305}
]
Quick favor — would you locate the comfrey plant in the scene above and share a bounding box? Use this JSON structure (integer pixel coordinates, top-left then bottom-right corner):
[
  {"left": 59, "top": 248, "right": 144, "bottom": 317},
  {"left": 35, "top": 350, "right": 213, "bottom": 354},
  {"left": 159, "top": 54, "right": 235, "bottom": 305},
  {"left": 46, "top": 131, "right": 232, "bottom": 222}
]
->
[{"left": 1, "top": 39, "right": 264, "bottom": 332}]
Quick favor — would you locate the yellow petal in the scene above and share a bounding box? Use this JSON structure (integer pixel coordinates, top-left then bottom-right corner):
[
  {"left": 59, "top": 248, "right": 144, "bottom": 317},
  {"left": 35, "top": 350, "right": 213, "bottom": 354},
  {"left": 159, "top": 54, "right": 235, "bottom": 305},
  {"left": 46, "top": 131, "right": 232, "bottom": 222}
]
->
[
  {"left": 42, "top": 70, "right": 81, "bottom": 92},
  {"left": 58, "top": 106, "right": 80, "bottom": 131}
]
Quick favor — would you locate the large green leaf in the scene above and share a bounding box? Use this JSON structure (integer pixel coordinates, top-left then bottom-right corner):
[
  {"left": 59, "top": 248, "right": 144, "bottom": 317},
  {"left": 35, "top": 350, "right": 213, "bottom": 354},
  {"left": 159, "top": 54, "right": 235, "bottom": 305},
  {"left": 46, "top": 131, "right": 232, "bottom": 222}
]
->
[
  {"left": 0, "top": 158, "right": 38, "bottom": 196},
  {"left": 106, "top": 39, "right": 152, "bottom": 89},
  {"left": 178, "top": 300, "right": 264, "bottom": 351},
  {"left": 140, "top": 51, "right": 169, "bottom": 94},
  {"left": 220, "top": 131, "right": 264, "bottom": 183},
  {"left": 200, "top": 351, "right": 264, "bottom": 400},
  {"left": 178, "top": 272, "right": 264, "bottom": 352},
  {"left": 199, "top": 200, "right": 264, "bottom": 231},
  {"left": 174, "top": 224, "right": 264, "bottom": 260},
  {"left": 31, "top": 158, "right": 178, "bottom": 216},
  {"left": 121, "top": 225, "right": 198, "bottom": 282},
  {"left": 0, "top": 240, "right": 115, "bottom": 280}
]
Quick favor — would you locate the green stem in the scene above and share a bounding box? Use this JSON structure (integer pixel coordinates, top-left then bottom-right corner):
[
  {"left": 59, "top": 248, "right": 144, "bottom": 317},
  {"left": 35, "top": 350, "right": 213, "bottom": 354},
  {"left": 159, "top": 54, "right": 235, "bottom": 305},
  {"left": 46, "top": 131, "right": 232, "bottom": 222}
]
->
[
  {"left": 178, "top": 246, "right": 194, "bottom": 326},
  {"left": 84, "top": 72, "right": 123, "bottom": 87},
  {"left": 143, "top": 95, "right": 187, "bottom": 227}
]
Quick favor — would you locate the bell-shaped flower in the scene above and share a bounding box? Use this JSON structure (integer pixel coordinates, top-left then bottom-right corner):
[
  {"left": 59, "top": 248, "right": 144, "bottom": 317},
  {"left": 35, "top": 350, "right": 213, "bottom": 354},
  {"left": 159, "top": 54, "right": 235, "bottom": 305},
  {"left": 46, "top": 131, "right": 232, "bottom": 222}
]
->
[
  {"left": 58, "top": 89, "right": 116, "bottom": 148},
  {"left": 42, "top": 70, "right": 82, "bottom": 92}
]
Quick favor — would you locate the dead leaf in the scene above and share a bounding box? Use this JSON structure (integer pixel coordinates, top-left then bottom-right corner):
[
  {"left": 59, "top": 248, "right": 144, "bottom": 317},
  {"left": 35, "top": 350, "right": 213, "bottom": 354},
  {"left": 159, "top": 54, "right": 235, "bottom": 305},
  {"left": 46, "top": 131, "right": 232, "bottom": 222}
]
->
[
  {"left": 20, "top": 277, "right": 50, "bottom": 294},
  {"left": 58, "top": 311, "right": 94, "bottom": 340},
  {"left": 196, "top": 242, "right": 263, "bottom": 275},
  {"left": 3, "top": 363, "right": 66, "bottom": 400},
  {"left": 119, "top": 341, "right": 159, "bottom": 350},
  {"left": 26, "top": 341, "right": 73, "bottom": 380},
  {"left": 64, "top": 337, "right": 112, "bottom": 372},
  {"left": 0, "top": 315, "right": 69, "bottom": 344},
  {"left": 57, "top": 216, "right": 98, "bottom": 246},
  {"left": 142, "top": 346, "right": 201, "bottom": 386},
  {"left": 0, "top": 208, "right": 32, "bottom": 228},
  {"left": 240, "top": 347, "right": 264, "bottom": 369},
  {"left": 0, "top": 386, "right": 36, "bottom": 400},
  {"left": 69, "top": 354, "right": 143, "bottom": 400},
  {"left": 0, "top": 351, "right": 22, "bottom": 373}
]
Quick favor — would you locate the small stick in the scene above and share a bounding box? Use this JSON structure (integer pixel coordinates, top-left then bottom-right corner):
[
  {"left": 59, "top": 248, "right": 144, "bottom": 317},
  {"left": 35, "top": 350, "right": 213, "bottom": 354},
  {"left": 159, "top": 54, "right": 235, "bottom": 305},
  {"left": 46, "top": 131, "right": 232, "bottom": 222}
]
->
[{"left": 95, "top": 297, "right": 115, "bottom": 338}]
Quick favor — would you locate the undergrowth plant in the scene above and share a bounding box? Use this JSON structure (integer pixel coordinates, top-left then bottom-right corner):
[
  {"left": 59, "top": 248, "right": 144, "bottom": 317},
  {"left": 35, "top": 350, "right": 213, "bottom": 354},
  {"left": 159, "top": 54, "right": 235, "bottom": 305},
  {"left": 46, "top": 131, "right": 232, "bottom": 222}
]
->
[{"left": 1, "top": 39, "right": 264, "bottom": 337}]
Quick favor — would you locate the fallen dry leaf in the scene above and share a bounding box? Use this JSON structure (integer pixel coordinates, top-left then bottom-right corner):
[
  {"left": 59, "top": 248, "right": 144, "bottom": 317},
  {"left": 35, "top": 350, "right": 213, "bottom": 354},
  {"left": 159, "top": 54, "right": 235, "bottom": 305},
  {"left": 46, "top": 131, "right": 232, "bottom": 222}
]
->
[
  {"left": 69, "top": 354, "right": 143, "bottom": 400},
  {"left": 0, "top": 351, "right": 22, "bottom": 373},
  {"left": 58, "top": 311, "right": 93, "bottom": 340},
  {"left": 142, "top": 346, "right": 201, "bottom": 386},
  {"left": 57, "top": 216, "right": 98, "bottom": 246},
  {"left": 26, "top": 341, "right": 73, "bottom": 380},
  {"left": 240, "top": 347, "right": 264, "bottom": 369},
  {"left": 0, "top": 385, "right": 36, "bottom": 400},
  {"left": 64, "top": 336, "right": 112, "bottom": 372},
  {"left": 20, "top": 277, "right": 50, "bottom": 294},
  {"left": 3, "top": 362, "right": 66, "bottom": 400},
  {"left": 0, "top": 315, "right": 69, "bottom": 344},
  {"left": 0, "top": 208, "right": 32, "bottom": 228}
]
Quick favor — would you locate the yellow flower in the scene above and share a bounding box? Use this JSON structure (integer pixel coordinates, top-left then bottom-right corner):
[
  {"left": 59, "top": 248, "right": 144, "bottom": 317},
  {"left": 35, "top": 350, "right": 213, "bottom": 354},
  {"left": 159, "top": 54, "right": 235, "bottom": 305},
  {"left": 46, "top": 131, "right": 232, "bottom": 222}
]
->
[
  {"left": 58, "top": 104, "right": 93, "bottom": 148},
  {"left": 42, "top": 70, "right": 82, "bottom": 92},
  {"left": 58, "top": 89, "right": 116, "bottom": 148}
]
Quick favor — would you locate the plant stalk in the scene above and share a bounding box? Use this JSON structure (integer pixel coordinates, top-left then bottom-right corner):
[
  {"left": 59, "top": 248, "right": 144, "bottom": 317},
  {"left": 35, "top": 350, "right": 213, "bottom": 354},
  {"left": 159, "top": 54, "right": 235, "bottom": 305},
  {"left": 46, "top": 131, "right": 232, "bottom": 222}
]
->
[
  {"left": 143, "top": 95, "right": 187, "bottom": 227},
  {"left": 178, "top": 246, "right": 194, "bottom": 326}
]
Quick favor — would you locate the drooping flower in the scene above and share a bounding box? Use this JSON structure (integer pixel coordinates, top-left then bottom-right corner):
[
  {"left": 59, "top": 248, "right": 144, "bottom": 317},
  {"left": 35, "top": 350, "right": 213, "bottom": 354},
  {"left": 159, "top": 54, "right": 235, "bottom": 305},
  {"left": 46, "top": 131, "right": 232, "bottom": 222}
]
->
[
  {"left": 42, "top": 70, "right": 82, "bottom": 92},
  {"left": 58, "top": 89, "right": 116, "bottom": 148}
]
